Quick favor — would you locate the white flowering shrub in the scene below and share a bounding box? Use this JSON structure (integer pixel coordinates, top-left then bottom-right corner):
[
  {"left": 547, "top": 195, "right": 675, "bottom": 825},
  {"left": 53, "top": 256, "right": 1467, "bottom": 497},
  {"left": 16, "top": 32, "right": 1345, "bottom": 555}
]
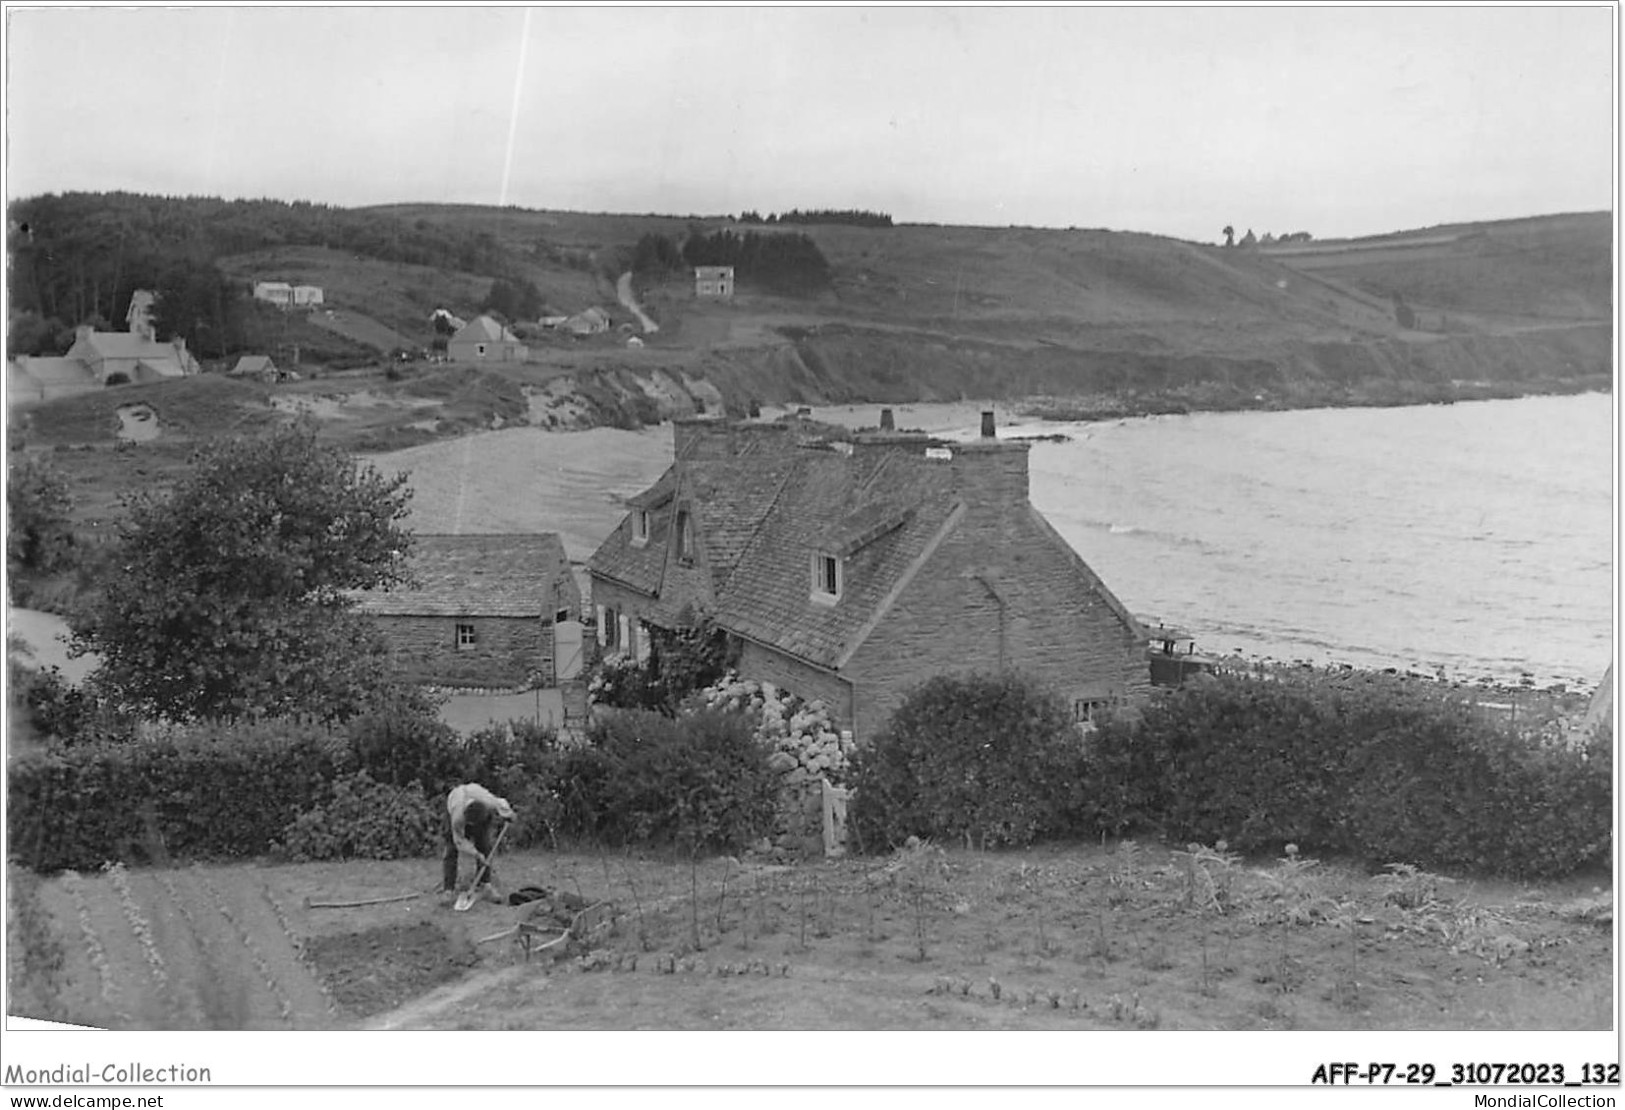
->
[{"left": 694, "top": 671, "right": 855, "bottom": 785}]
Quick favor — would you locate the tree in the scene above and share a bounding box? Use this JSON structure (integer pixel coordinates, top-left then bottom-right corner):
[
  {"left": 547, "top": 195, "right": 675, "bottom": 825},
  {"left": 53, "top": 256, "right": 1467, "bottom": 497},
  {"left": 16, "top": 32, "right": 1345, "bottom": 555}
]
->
[
  {"left": 6, "top": 453, "right": 76, "bottom": 590},
  {"left": 71, "top": 424, "right": 416, "bottom": 723}
]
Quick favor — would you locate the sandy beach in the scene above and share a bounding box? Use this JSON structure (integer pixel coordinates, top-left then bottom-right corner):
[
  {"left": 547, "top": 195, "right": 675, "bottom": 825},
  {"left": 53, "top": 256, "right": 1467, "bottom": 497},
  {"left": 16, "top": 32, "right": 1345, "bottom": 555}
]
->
[{"left": 366, "top": 424, "right": 676, "bottom": 563}]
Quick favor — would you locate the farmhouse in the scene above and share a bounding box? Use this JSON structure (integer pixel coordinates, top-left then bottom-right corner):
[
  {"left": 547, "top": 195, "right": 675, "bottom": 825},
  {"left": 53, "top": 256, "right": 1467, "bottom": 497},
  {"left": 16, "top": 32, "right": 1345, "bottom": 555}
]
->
[
  {"left": 229, "top": 355, "right": 282, "bottom": 382},
  {"left": 355, "top": 533, "right": 583, "bottom": 689},
  {"left": 588, "top": 413, "right": 1149, "bottom": 742},
  {"left": 253, "top": 281, "right": 293, "bottom": 307},
  {"left": 6, "top": 357, "right": 100, "bottom": 404},
  {"left": 64, "top": 325, "right": 199, "bottom": 384},
  {"left": 562, "top": 307, "right": 610, "bottom": 337},
  {"left": 292, "top": 285, "right": 324, "bottom": 308},
  {"left": 694, "top": 266, "right": 735, "bottom": 298},
  {"left": 447, "top": 315, "right": 529, "bottom": 362}
]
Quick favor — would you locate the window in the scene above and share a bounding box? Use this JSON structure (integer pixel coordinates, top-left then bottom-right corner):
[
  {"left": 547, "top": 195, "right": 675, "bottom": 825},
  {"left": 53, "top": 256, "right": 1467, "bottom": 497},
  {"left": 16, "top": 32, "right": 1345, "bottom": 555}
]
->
[
  {"left": 555, "top": 607, "right": 571, "bottom": 624},
  {"left": 676, "top": 509, "right": 694, "bottom": 564},
  {"left": 632, "top": 510, "right": 649, "bottom": 547},
  {"left": 603, "top": 608, "right": 619, "bottom": 649},
  {"left": 476, "top": 343, "right": 487, "bottom": 357},
  {"left": 456, "top": 622, "right": 477, "bottom": 650},
  {"left": 811, "top": 552, "right": 842, "bottom": 602},
  {"left": 1073, "top": 698, "right": 1110, "bottom": 735}
]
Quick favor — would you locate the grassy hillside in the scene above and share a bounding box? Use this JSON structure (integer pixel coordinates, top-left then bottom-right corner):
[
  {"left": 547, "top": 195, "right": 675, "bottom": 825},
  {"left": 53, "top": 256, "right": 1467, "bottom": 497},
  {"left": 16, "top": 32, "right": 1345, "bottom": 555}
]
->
[{"left": 9, "top": 203, "right": 1611, "bottom": 513}]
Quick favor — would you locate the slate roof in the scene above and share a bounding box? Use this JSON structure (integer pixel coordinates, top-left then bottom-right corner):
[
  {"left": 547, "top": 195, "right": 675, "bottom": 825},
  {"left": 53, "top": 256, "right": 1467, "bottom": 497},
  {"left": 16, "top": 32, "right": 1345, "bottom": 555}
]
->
[
  {"left": 356, "top": 533, "right": 572, "bottom": 618},
  {"left": 451, "top": 316, "right": 521, "bottom": 345},
  {"left": 713, "top": 452, "right": 960, "bottom": 667},
  {"left": 590, "top": 437, "right": 967, "bottom": 669},
  {"left": 589, "top": 470, "right": 678, "bottom": 595},
  {"left": 231, "top": 355, "right": 278, "bottom": 377}
]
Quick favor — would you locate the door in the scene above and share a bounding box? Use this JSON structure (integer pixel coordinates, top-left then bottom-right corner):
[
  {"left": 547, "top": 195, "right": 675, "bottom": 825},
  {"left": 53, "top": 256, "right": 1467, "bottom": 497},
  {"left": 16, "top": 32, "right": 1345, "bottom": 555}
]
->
[{"left": 554, "top": 619, "right": 584, "bottom": 681}]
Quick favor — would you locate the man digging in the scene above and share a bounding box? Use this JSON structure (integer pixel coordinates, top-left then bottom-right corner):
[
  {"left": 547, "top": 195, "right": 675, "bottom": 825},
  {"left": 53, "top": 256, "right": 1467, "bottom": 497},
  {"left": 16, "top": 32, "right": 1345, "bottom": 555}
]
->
[{"left": 443, "top": 783, "right": 514, "bottom": 905}]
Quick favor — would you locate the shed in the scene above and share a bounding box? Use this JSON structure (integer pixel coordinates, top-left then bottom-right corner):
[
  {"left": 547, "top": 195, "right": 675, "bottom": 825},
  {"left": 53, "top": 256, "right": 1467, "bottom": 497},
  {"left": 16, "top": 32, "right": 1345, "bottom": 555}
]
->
[{"left": 355, "top": 534, "right": 583, "bottom": 688}]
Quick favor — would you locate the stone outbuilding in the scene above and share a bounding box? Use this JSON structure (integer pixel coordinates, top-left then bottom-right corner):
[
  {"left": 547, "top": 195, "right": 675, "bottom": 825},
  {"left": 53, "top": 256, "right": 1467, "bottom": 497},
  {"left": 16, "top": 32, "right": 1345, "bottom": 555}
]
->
[
  {"left": 588, "top": 412, "right": 1149, "bottom": 743},
  {"left": 356, "top": 534, "right": 583, "bottom": 689},
  {"left": 447, "top": 315, "right": 529, "bottom": 363}
]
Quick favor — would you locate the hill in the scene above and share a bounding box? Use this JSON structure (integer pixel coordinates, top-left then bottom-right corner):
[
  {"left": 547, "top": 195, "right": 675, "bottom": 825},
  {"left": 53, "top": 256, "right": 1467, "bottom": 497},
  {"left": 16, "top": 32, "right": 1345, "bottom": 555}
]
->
[{"left": 7, "top": 195, "right": 1610, "bottom": 440}]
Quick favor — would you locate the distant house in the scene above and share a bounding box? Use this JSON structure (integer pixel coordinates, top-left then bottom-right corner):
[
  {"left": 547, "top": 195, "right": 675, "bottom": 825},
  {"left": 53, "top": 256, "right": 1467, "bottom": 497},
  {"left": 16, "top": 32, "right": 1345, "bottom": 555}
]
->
[
  {"left": 291, "top": 285, "right": 324, "bottom": 308},
  {"left": 7, "top": 357, "right": 100, "bottom": 404},
  {"left": 447, "top": 315, "right": 529, "bottom": 362},
  {"left": 588, "top": 413, "right": 1149, "bottom": 743},
  {"left": 125, "top": 290, "right": 158, "bottom": 342},
  {"left": 355, "top": 534, "right": 584, "bottom": 689},
  {"left": 229, "top": 355, "right": 281, "bottom": 382},
  {"left": 562, "top": 307, "right": 610, "bottom": 337},
  {"left": 694, "top": 266, "right": 735, "bottom": 299},
  {"left": 65, "top": 325, "right": 199, "bottom": 384},
  {"left": 253, "top": 281, "right": 294, "bottom": 307}
]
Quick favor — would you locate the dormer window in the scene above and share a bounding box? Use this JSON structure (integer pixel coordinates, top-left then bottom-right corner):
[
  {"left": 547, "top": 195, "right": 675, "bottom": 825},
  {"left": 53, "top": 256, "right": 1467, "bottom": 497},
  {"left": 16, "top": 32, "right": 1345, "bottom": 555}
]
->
[
  {"left": 676, "top": 508, "right": 694, "bottom": 565},
  {"left": 631, "top": 510, "right": 650, "bottom": 547},
  {"left": 811, "top": 552, "right": 842, "bottom": 603}
]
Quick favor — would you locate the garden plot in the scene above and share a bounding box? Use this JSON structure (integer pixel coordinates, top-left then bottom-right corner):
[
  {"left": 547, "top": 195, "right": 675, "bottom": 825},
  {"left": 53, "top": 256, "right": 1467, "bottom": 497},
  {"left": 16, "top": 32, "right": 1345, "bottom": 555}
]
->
[{"left": 9, "top": 842, "right": 1611, "bottom": 1032}]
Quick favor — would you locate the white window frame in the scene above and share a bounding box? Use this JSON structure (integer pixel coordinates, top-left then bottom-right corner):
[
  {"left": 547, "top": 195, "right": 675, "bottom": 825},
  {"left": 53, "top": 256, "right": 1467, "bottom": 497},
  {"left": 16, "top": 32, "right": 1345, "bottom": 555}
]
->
[
  {"left": 810, "top": 552, "right": 842, "bottom": 604},
  {"left": 631, "top": 509, "right": 650, "bottom": 547},
  {"left": 475, "top": 342, "right": 488, "bottom": 357},
  {"left": 455, "top": 622, "right": 477, "bottom": 651}
]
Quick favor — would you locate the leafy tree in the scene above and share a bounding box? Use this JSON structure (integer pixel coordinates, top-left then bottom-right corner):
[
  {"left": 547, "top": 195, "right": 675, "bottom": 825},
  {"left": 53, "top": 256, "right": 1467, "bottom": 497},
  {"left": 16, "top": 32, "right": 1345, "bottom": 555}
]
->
[
  {"left": 481, "top": 276, "right": 543, "bottom": 321},
  {"left": 150, "top": 259, "right": 241, "bottom": 358},
  {"left": 6, "top": 310, "right": 68, "bottom": 358},
  {"left": 6, "top": 453, "right": 76, "bottom": 588},
  {"left": 71, "top": 424, "right": 416, "bottom": 724}
]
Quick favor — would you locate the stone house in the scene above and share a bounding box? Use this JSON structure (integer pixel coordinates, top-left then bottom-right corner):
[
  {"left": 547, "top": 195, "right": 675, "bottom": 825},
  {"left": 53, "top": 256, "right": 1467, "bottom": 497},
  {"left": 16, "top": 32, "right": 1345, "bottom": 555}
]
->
[
  {"left": 64, "top": 326, "right": 199, "bottom": 384},
  {"left": 447, "top": 315, "right": 529, "bottom": 362},
  {"left": 355, "top": 534, "right": 583, "bottom": 689},
  {"left": 588, "top": 413, "right": 1149, "bottom": 742},
  {"left": 253, "top": 281, "right": 294, "bottom": 307},
  {"left": 229, "top": 355, "right": 282, "bottom": 382},
  {"left": 694, "top": 266, "right": 735, "bottom": 298}
]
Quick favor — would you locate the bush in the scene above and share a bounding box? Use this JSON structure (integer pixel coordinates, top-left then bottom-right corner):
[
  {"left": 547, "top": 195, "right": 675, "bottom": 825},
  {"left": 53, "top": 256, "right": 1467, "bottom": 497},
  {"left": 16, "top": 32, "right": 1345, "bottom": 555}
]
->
[
  {"left": 568, "top": 708, "right": 776, "bottom": 851},
  {"left": 456, "top": 721, "right": 565, "bottom": 850},
  {"left": 7, "top": 722, "right": 349, "bottom": 871},
  {"left": 273, "top": 771, "right": 443, "bottom": 862},
  {"left": 344, "top": 700, "right": 466, "bottom": 795},
  {"left": 692, "top": 671, "right": 854, "bottom": 784},
  {"left": 1089, "top": 669, "right": 1612, "bottom": 879},
  {"left": 848, "top": 672, "right": 1090, "bottom": 851}
]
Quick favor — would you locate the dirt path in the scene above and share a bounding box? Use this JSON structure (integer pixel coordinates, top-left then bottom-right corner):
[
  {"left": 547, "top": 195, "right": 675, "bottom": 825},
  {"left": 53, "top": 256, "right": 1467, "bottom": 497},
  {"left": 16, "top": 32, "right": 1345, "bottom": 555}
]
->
[{"left": 616, "top": 272, "right": 660, "bottom": 334}]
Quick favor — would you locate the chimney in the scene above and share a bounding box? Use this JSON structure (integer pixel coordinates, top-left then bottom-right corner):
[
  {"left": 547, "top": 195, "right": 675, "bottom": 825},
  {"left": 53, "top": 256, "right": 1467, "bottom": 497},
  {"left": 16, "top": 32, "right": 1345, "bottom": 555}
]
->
[
  {"left": 980, "top": 410, "right": 996, "bottom": 438},
  {"left": 880, "top": 407, "right": 895, "bottom": 431}
]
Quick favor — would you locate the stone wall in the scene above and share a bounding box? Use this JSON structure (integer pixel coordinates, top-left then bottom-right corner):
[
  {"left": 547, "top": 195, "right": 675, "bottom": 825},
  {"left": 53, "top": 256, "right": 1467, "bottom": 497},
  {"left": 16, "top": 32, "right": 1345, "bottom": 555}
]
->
[{"left": 372, "top": 614, "right": 552, "bottom": 689}]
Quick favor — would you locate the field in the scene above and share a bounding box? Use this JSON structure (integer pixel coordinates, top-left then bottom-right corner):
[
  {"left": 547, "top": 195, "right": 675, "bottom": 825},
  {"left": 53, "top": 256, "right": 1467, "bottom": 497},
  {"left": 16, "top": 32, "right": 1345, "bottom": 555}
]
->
[{"left": 9, "top": 840, "right": 1611, "bottom": 1033}]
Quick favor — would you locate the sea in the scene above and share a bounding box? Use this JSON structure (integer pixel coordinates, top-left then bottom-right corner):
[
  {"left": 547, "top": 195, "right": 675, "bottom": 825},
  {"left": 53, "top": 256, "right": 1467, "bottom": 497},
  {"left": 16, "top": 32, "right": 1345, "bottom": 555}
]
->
[{"left": 772, "top": 392, "right": 1615, "bottom": 691}]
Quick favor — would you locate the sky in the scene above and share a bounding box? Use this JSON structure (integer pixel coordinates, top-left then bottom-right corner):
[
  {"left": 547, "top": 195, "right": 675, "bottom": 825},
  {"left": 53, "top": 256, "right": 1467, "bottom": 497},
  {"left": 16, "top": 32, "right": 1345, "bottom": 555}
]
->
[{"left": 2, "top": 4, "right": 1616, "bottom": 242}]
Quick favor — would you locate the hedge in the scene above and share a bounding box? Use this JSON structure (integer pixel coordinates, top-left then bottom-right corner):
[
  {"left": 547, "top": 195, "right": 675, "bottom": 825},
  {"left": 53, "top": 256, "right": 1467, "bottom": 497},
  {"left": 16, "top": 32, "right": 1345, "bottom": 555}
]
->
[
  {"left": 8, "top": 722, "right": 349, "bottom": 872},
  {"left": 1089, "top": 670, "right": 1612, "bottom": 879}
]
